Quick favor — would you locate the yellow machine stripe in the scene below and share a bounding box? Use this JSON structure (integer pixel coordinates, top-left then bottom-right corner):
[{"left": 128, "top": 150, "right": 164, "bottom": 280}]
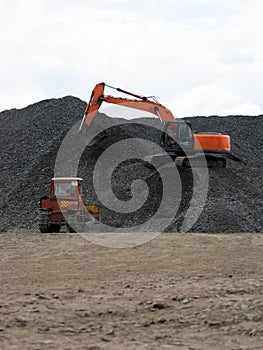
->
[{"left": 60, "top": 200, "right": 69, "bottom": 208}]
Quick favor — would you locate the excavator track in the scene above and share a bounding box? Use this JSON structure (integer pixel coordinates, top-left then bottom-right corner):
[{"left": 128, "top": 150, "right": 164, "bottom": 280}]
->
[
  {"left": 145, "top": 150, "right": 245, "bottom": 169},
  {"left": 175, "top": 154, "right": 226, "bottom": 168}
]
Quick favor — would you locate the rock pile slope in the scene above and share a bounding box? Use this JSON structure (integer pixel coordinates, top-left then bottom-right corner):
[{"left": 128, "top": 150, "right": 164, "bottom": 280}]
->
[{"left": 0, "top": 97, "right": 262, "bottom": 232}]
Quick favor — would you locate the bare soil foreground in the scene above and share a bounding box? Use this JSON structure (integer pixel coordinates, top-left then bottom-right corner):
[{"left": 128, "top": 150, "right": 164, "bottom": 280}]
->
[{"left": 0, "top": 231, "right": 263, "bottom": 350}]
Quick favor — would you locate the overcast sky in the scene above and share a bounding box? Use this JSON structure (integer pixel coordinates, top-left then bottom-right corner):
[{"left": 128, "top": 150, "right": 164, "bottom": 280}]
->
[{"left": 0, "top": 0, "right": 263, "bottom": 116}]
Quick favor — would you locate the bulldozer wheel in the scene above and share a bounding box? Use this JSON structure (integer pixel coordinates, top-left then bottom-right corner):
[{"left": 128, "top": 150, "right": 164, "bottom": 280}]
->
[
  {"left": 66, "top": 223, "right": 87, "bottom": 233},
  {"left": 39, "top": 227, "right": 49, "bottom": 233},
  {"left": 38, "top": 211, "right": 61, "bottom": 233},
  {"left": 66, "top": 214, "right": 77, "bottom": 233},
  {"left": 66, "top": 214, "right": 87, "bottom": 233},
  {"left": 67, "top": 224, "right": 76, "bottom": 233},
  {"left": 50, "top": 224, "right": 61, "bottom": 233},
  {"left": 38, "top": 211, "right": 50, "bottom": 233}
]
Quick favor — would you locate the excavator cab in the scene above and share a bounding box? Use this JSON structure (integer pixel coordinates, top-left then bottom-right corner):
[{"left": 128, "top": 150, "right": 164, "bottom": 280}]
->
[{"left": 161, "top": 121, "right": 195, "bottom": 155}]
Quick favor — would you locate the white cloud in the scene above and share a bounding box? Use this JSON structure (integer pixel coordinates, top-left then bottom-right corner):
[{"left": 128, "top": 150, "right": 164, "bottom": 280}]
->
[
  {"left": 218, "top": 51, "right": 255, "bottom": 65},
  {"left": 0, "top": 0, "right": 262, "bottom": 116},
  {"left": 167, "top": 84, "right": 263, "bottom": 117}
]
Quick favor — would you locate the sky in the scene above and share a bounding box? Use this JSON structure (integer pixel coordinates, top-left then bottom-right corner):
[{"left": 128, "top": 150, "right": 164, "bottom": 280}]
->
[{"left": 0, "top": 0, "right": 263, "bottom": 117}]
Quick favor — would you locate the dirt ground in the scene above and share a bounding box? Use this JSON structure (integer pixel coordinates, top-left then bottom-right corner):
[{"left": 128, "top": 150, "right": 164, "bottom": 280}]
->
[{"left": 0, "top": 231, "right": 262, "bottom": 350}]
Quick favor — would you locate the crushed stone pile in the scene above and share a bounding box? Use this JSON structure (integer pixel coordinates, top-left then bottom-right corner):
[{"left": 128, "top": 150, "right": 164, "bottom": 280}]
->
[{"left": 0, "top": 96, "right": 262, "bottom": 232}]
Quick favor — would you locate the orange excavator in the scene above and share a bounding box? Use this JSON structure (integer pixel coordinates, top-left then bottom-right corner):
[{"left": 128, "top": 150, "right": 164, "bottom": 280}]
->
[{"left": 79, "top": 82, "right": 240, "bottom": 168}]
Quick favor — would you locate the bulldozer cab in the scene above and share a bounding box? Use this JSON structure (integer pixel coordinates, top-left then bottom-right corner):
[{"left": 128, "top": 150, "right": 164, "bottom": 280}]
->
[{"left": 51, "top": 178, "right": 84, "bottom": 198}]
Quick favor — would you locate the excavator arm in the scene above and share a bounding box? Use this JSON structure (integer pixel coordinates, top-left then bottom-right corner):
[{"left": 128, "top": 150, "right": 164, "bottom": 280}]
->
[{"left": 79, "top": 82, "right": 175, "bottom": 132}]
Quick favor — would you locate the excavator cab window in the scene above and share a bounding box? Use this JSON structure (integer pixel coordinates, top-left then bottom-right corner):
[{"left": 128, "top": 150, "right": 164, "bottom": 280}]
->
[{"left": 178, "top": 122, "right": 193, "bottom": 146}]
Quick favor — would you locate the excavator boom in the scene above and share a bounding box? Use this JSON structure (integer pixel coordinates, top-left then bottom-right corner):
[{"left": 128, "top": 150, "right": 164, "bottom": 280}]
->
[{"left": 79, "top": 82, "right": 175, "bottom": 132}]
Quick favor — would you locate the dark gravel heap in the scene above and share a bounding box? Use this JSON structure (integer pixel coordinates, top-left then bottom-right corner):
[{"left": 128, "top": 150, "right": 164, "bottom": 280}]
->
[{"left": 0, "top": 96, "right": 262, "bottom": 232}]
